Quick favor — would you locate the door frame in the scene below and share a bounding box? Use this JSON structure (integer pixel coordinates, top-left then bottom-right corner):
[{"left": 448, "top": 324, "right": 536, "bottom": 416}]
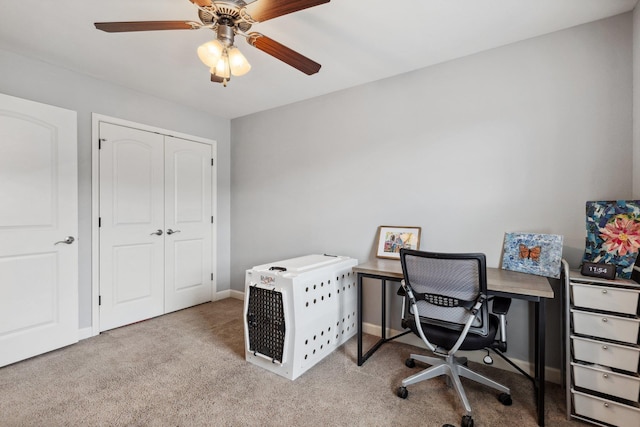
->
[{"left": 91, "top": 113, "right": 217, "bottom": 336}]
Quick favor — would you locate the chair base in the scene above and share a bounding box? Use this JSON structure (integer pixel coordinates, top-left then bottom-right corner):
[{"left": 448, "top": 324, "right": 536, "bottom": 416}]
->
[{"left": 400, "top": 353, "right": 511, "bottom": 415}]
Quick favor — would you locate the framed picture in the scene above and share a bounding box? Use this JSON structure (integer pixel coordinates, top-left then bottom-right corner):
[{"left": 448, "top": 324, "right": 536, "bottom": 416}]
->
[
  {"left": 501, "top": 232, "right": 564, "bottom": 278},
  {"left": 582, "top": 200, "right": 640, "bottom": 279},
  {"left": 376, "top": 226, "right": 421, "bottom": 259}
]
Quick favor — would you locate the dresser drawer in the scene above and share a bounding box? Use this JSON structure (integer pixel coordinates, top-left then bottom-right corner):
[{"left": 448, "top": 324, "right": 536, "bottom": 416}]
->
[
  {"left": 571, "top": 283, "right": 639, "bottom": 315},
  {"left": 572, "top": 336, "right": 640, "bottom": 372},
  {"left": 572, "top": 309, "right": 640, "bottom": 344},
  {"left": 573, "top": 389, "right": 640, "bottom": 426},
  {"left": 572, "top": 362, "right": 640, "bottom": 402}
]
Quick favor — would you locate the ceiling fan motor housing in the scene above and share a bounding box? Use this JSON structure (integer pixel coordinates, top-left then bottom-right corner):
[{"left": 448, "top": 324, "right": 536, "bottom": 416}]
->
[
  {"left": 217, "top": 21, "right": 236, "bottom": 46},
  {"left": 198, "top": 0, "right": 253, "bottom": 33}
]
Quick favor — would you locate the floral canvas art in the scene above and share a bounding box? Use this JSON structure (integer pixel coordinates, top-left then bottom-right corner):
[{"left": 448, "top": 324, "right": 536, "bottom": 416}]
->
[
  {"left": 582, "top": 200, "right": 640, "bottom": 279},
  {"left": 502, "top": 232, "right": 564, "bottom": 278}
]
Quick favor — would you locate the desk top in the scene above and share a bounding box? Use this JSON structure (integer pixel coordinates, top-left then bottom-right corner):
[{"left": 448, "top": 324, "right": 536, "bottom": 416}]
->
[{"left": 353, "top": 258, "right": 554, "bottom": 299}]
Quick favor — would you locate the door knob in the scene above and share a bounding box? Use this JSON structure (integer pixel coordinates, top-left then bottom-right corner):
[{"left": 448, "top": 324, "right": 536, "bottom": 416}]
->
[
  {"left": 167, "top": 229, "right": 181, "bottom": 235},
  {"left": 150, "top": 229, "right": 163, "bottom": 236},
  {"left": 54, "top": 236, "right": 75, "bottom": 245}
]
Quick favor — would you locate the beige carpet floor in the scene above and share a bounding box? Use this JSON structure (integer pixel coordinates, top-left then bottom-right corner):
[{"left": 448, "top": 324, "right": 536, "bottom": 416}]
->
[{"left": 0, "top": 298, "right": 580, "bottom": 427}]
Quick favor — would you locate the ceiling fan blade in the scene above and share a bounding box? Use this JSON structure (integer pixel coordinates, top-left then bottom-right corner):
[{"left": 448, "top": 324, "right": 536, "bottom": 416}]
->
[
  {"left": 247, "top": 33, "right": 321, "bottom": 75},
  {"left": 94, "top": 21, "right": 200, "bottom": 33},
  {"left": 242, "top": 0, "right": 330, "bottom": 23}
]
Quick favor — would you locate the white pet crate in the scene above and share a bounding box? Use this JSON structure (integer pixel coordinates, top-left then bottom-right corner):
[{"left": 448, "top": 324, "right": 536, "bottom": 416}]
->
[{"left": 244, "top": 254, "right": 358, "bottom": 380}]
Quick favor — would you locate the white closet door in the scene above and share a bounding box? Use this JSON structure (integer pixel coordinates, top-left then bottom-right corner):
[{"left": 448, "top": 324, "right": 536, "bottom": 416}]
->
[
  {"left": 99, "top": 122, "right": 165, "bottom": 331},
  {"left": 0, "top": 93, "right": 78, "bottom": 367},
  {"left": 164, "top": 136, "right": 212, "bottom": 313}
]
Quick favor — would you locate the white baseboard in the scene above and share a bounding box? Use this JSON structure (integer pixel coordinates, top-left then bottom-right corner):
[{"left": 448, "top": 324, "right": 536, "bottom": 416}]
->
[
  {"left": 216, "top": 289, "right": 244, "bottom": 300},
  {"left": 363, "top": 322, "right": 561, "bottom": 384},
  {"left": 215, "top": 289, "right": 244, "bottom": 301},
  {"left": 214, "top": 289, "right": 232, "bottom": 301},
  {"left": 228, "top": 289, "right": 245, "bottom": 300}
]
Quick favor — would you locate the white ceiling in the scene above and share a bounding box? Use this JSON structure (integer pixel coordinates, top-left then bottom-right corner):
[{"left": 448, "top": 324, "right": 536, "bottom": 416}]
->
[{"left": 0, "top": 0, "right": 637, "bottom": 119}]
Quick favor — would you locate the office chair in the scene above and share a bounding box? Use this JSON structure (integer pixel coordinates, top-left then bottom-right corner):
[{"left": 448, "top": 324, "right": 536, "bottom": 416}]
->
[{"left": 396, "top": 249, "right": 512, "bottom": 427}]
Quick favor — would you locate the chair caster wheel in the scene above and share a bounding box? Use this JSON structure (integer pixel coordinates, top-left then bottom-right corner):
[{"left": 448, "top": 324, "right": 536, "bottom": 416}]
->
[
  {"left": 483, "top": 354, "right": 493, "bottom": 365},
  {"left": 405, "top": 358, "right": 416, "bottom": 368},
  {"left": 461, "top": 415, "right": 474, "bottom": 427},
  {"left": 397, "top": 386, "right": 408, "bottom": 399},
  {"left": 498, "top": 393, "right": 513, "bottom": 406}
]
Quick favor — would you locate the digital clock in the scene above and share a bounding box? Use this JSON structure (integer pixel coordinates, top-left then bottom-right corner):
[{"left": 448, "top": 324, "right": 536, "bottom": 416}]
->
[{"left": 580, "top": 262, "right": 616, "bottom": 280}]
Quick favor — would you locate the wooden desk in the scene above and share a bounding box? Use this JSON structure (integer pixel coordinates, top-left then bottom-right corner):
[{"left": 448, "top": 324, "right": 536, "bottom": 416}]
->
[{"left": 353, "top": 258, "right": 554, "bottom": 427}]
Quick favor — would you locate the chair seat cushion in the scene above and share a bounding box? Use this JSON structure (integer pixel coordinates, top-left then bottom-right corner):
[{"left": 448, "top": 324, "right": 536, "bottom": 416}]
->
[{"left": 408, "top": 314, "right": 499, "bottom": 351}]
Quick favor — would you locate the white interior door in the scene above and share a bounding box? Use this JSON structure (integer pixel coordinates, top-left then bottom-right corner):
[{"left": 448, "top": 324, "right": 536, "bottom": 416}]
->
[
  {"left": 0, "top": 93, "right": 78, "bottom": 367},
  {"left": 99, "top": 122, "right": 165, "bottom": 331},
  {"left": 164, "top": 136, "right": 212, "bottom": 313}
]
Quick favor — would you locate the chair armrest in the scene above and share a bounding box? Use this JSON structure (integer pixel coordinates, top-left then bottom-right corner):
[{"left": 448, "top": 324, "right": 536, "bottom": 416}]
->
[
  {"left": 492, "top": 297, "right": 511, "bottom": 315},
  {"left": 490, "top": 297, "right": 511, "bottom": 352}
]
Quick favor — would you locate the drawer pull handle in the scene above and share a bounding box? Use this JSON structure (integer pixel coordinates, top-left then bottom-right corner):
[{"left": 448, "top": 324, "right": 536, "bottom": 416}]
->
[
  {"left": 602, "top": 290, "right": 608, "bottom": 294},
  {"left": 603, "top": 374, "right": 609, "bottom": 378},
  {"left": 603, "top": 403, "right": 609, "bottom": 408},
  {"left": 601, "top": 318, "right": 608, "bottom": 322},
  {"left": 602, "top": 345, "right": 608, "bottom": 350}
]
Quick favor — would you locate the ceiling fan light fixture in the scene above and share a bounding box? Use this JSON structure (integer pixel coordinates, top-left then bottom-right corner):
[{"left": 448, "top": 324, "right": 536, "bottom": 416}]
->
[
  {"left": 214, "top": 55, "right": 231, "bottom": 80},
  {"left": 197, "top": 39, "right": 224, "bottom": 68},
  {"left": 228, "top": 47, "right": 251, "bottom": 76}
]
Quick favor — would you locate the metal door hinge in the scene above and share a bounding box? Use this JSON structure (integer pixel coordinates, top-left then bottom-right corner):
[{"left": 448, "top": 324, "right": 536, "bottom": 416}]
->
[
  {"left": 211, "top": 273, "right": 214, "bottom": 280},
  {"left": 211, "top": 158, "right": 214, "bottom": 166},
  {"left": 211, "top": 216, "right": 214, "bottom": 224},
  {"left": 98, "top": 295, "right": 102, "bottom": 306},
  {"left": 98, "top": 217, "right": 101, "bottom": 227},
  {"left": 99, "top": 138, "right": 106, "bottom": 149}
]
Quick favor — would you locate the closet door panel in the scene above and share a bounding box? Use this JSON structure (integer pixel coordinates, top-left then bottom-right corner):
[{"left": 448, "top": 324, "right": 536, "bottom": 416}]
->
[
  {"left": 99, "top": 123, "right": 165, "bottom": 331},
  {"left": 164, "top": 136, "right": 212, "bottom": 313}
]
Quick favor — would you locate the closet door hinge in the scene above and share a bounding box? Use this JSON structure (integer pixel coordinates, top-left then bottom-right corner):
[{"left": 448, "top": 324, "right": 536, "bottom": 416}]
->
[
  {"left": 211, "top": 158, "right": 214, "bottom": 166},
  {"left": 98, "top": 217, "right": 101, "bottom": 227},
  {"left": 211, "top": 273, "right": 214, "bottom": 281},
  {"left": 98, "top": 295, "right": 102, "bottom": 306},
  {"left": 211, "top": 216, "right": 214, "bottom": 224},
  {"left": 99, "top": 138, "right": 106, "bottom": 149}
]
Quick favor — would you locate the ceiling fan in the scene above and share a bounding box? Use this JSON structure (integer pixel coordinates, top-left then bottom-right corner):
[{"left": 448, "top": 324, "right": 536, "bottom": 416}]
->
[{"left": 95, "top": 0, "right": 330, "bottom": 86}]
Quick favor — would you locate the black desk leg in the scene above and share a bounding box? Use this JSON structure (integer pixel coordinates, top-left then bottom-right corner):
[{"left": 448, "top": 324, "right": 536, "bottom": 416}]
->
[
  {"left": 535, "top": 299, "right": 546, "bottom": 427},
  {"left": 381, "top": 279, "right": 386, "bottom": 340},
  {"left": 357, "top": 273, "right": 363, "bottom": 366},
  {"left": 356, "top": 273, "right": 411, "bottom": 366}
]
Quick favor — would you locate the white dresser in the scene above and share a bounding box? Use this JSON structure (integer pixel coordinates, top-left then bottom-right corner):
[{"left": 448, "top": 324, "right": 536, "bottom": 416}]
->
[{"left": 563, "top": 261, "right": 640, "bottom": 426}]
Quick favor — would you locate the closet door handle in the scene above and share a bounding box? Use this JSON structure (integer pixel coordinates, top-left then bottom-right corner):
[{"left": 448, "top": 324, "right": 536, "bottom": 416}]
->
[
  {"left": 167, "top": 229, "right": 181, "bottom": 235},
  {"left": 54, "top": 236, "right": 75, "bottom": 245},
  {"left": 150, "top": 229, "right": 163, "bottom": 236}
]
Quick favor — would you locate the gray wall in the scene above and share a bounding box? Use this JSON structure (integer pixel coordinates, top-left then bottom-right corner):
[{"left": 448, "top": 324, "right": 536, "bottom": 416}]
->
[
  {"left": 231, "top": 14, "right": 633, "bottom": 369},
  {"left": 634, "top": 7, "right": 640, "bottom": 198},
  {"left": 0, "top": 48, "right": 232, "bottom": 330}
]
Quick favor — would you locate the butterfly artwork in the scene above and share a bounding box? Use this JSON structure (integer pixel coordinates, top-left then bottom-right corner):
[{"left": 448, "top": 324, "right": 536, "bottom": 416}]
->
[
  {"left": 502, "top": 232, "right": 563, "bottom": 278},
  {"left": 519, "top": 244, "right": 541, "bottom": 262}
]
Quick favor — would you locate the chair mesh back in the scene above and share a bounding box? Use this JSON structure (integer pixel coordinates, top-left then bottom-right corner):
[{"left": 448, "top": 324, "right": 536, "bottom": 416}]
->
[{"left": 402, "top": 251, "right": 489, "bottom": 337}]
